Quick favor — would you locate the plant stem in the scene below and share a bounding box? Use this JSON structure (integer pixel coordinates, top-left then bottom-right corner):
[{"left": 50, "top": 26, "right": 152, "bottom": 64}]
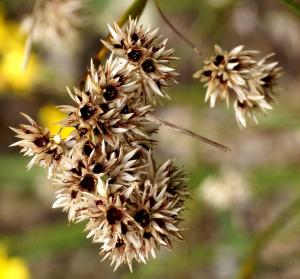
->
[
  {"left": 237, "top": 196, "right": 300, "bottom": 279},
  {"left": 146, "top": 113, "right": 230, "bottom": 152},
  {"left": 280, "top": 0, "right": 300, "bottom": 17},
  {"left": 154, "top": 0, "right": 201, "bottom": 55},
  {"left": 96, "top": 0, "right": 148, "bottom": 61}
]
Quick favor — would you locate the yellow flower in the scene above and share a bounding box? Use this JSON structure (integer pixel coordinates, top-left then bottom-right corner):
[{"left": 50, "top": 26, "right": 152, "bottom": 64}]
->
[
  {"left": 0, "top": 9, "right": 39, "bottom": 93},
  {"left": 0, "top": 244, "right": 30, "bottom": 279},
  {"left": 38, "top": 104, "right": 74, "bottom": 139}
]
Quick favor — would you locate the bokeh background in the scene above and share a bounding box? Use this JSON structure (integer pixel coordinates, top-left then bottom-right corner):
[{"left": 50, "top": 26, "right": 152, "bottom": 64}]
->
[{"left": 1, "top": 0, "right": 300, "bottom": 278}]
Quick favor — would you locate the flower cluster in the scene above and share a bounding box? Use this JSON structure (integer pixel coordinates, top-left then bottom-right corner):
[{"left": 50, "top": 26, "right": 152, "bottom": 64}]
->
[
  {"left": 11, "top": 18, "right": 188, "bottom": 270},
  {"left": 21, "top": 0, "right": 84, "bottom": 45},
  {"left": 194, "top": 45, "right": 282, "bottom": 128}
]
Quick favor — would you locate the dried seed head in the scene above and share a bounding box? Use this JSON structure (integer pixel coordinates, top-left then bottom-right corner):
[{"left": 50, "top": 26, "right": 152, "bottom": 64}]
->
[
  {"left": 21, "top": 0, "right": 84, "bottom": 45},
  {"left": 102, "top": 17, "right": 178, "bottom": 104},
  {"left": 194, "top": 45, "right": 282, "bottom": 128}
]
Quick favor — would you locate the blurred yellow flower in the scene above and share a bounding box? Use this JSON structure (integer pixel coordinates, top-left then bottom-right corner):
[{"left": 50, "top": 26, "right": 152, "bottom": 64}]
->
[
  {"left": 0, "top": 9, "right": 39, "bottom": 93},
  {"left": 0, "top": 244, "right": 30, "bottom": 279},
  {"left": 38, "top": 104, "right": 74, "bottom": 138}
]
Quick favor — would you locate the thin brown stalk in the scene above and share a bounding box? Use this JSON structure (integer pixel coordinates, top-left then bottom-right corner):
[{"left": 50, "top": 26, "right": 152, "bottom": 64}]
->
[
  {"left": 154, "top": 0, "right": 201, "bottom": 56},
  {"left": 146, "top": 113, "right": 230, "bottom": 152}
]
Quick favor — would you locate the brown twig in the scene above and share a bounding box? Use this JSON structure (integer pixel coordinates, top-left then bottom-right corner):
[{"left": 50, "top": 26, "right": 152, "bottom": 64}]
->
[
  {"left": 154, "top": 0, "right": 201, "bottom": 56},
  {"left": 146, "top": 113, "right": 230, "bottom": 152}
]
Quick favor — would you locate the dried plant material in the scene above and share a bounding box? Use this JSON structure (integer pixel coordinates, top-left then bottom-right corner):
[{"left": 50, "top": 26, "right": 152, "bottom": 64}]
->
[
  {"left": 102, "top": 17, "right": 178, "bottom": 104},
  {"left": 21, "top": 0, "right": 84, "bottom": 69},
  {"left": 194, "top": 45, "right": 282, "bottom": 128}
]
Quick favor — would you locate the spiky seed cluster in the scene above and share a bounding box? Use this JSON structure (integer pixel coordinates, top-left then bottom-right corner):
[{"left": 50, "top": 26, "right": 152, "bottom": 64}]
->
[
  {"left": 11, "top": 18, "right": 187, "bottom": 270},
  {"left": 21, "top": 0, "right": 84, "bottom": 44},
  {"left": 194, "top": 45, "right": 282, "bottom": 128},
  {"left": 102, "top": 17, "right": 178, "bottom": 104}
]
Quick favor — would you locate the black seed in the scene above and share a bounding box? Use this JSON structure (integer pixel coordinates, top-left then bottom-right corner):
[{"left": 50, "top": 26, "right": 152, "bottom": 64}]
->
[
  {"left": 115, "top": 74, "right": 124, "bottom": 83},
  {"left": 131, "top": 33, "right": 139, "bottom": 43},
  {"left": 262, "top": 75, "right": 272, "bottom": 84},
  {"left": 103, "top": 85, "right": 118, "bottom": 101},
  {"left": 214, "top": 55, "right": 224, "bottom": 66},
  {"left": 106, "top": 207, "right": 123, "bottom": 224},
  {"left": 83, "top": 143, "right": 93, "bottom": 156},
  {"left": 233, "top": 64, "right": 241, "bottom": 71},
  {"left": 93, "top": 163, "right": 104, "bottom": 174},
  {"left": 132, "top": 151, "right": 141, "bottom": 160},
  {"left": 142, "top": 59, "right": 155, "bottom": 73},
  {"left": 71, "top": 167, "right": 82, "bottom": 176},
  {"left": 34, "top": 137, "right": 49, "bottom": 147},
  {"left": 80, "top": 175, "right": 95, "bottom": 192},
  {"left": 238, "top": 101, "right": 246, "bottom": 108},
  {"left": 79, "top": 128, "right": 88, "bottom": 136},
  {"left": 149, "top": 197, "right": 156, "bottom": 208},
  {"left": 143, "top": 232, "right": 152, "bottom": 239},
  {"left": 53, "top": 153, "right": 61, "bottom": 160},
  {"left": 128, "top": 49, "right": 142, "bottom": 62},
  {"left": 229, "top": 58, "right": 239, "bottom": 63},
  {"left": 109, "top": 178, "right": 116, "bottom": 184},
  {"left": 113, "top": 44, "right": 122, "bottom": 49},
  {"left": 80, "top": 105, "right": 95, "bottom": 120},
  {"left": 134, "top": 209, "right": 151, "bottom": 227},
  {"left": 95, "top": 200, "right": 103, "bottom": 206},
  {"left": 71, "top": 190, "right": 77, "bottom": 199},
  {"left": 203, "top": 70, "right": 212, "bottom": 77},
  {"left": 121, "top": 223, "right": 128, "bottom": 234},
  {"left": 152, "top": 47, "right": 159, "bottom": 53},
  {"left": 156, "top": 219, "right": 165, "bottom": 228},
  {"left": 121, "top": 105, "right": 130, "bottom": 114},
  {"left": 99, "top": 103, "right": 109, "bottom": 114},
  {"left": 140, "top": 143, "right": 150, "bottom": 150},
  {"left": 116, "top": 240, "right": 124, "bottom": 248},
  {"left": 93, "top": 127, "right": 100, "bottom": 135}
]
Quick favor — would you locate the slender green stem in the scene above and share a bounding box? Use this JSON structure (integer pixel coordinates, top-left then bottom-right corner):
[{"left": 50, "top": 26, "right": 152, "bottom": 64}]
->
[
  {"left": 237, "top": 196, "right": 300, "bottom": 279},
  {"left": 96, "top": 0, "right": 148, "bottom": 60},
  {"left": 280, "top": 0, "right": 300, "bottom": 17}
]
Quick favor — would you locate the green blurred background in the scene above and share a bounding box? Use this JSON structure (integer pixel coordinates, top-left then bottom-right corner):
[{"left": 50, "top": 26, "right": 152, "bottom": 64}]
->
[{"left": 1, "top": 0, "right": 300, "bottom": 278}]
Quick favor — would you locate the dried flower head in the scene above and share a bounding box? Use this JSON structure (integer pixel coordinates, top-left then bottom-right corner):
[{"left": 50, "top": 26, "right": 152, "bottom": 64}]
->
[
  {"left": 60, "top": 57, "right": 156, "bottom": 147},
  {"left": 194, "top": 45, "right": 282, "bottom": 128},
  {"left": 10, "top": 113, "right": 65, "bottom": 175},
  {"left": 75, "top": 151, "right": 187, "bottom": 270},
  {"left": 102, "top": 17, "right": 178, "bottom": 103},
  {"left": 21, "top": 0, "right": 84, "bottom": 44}
]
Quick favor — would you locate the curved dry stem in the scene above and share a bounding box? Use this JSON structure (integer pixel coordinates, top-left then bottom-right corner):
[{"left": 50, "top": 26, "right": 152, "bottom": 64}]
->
[
  {"left": 146, "top": 113, "right": 230, "bottom": 152},
  {"left": 154, "top": 0, "right": 201, "bottom": 55}
]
